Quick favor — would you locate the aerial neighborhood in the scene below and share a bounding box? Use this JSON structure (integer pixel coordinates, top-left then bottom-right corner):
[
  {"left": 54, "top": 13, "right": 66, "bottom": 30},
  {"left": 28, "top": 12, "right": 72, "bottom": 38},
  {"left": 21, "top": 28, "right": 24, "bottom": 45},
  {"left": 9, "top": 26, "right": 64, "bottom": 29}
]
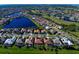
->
[{"left": 0, "top": 4, "right": 79, "bottom": 54}]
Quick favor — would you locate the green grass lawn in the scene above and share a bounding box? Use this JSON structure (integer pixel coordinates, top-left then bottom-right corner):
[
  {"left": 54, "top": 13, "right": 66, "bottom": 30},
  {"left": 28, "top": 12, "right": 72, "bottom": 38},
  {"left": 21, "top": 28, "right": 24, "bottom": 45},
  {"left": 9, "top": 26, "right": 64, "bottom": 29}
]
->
[
  {"left": 0, "top": 46, "right": 79, "bottom": 54},
  {"left": 31, "top": 19, "right": 43, "bottom": 29},
  {"left": 43, "top": 14, "right": 79, "bottom": 26},
  {"left": 50, "top": 16, "right": 79, "bottom": 26},
  {"left": 69, "top": 32, "right": 79, "bottom": 38}
]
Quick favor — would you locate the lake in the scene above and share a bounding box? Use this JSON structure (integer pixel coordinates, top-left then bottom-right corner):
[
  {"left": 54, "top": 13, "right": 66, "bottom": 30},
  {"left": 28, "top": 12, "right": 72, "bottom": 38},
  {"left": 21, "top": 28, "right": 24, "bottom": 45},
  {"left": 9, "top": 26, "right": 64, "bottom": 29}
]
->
[{"left": 4, "top": 17, "right": 37, "bottom": 28}]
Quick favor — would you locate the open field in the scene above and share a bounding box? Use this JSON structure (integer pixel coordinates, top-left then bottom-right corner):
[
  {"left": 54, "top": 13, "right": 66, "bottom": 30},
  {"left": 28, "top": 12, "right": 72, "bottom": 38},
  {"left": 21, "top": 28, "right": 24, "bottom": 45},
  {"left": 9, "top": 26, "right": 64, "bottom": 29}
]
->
[{"left": 0, "top": 46, "right": 79, "bottom": 54}]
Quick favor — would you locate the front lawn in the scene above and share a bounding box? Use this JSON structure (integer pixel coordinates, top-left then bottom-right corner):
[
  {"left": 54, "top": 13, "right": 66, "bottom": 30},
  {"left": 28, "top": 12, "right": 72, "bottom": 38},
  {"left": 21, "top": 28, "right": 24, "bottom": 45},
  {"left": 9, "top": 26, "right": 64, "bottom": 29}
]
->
[{"left": 0, "top": 46, "right": 79, "bottom": 54}]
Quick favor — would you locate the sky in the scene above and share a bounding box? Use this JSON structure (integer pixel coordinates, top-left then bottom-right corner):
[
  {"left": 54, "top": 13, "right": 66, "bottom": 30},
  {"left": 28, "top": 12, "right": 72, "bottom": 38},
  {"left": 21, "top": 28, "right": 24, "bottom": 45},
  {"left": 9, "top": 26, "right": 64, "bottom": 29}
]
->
[{"left": 0, "top": 0, "right": 79, "bottom": 4}]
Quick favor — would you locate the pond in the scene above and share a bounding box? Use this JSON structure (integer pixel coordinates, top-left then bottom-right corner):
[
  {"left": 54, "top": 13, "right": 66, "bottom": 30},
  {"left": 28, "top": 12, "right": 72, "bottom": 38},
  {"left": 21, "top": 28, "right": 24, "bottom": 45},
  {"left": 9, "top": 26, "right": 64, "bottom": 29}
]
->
[{"left": 4, "top": 17, "right": 37, "bottom": 28}]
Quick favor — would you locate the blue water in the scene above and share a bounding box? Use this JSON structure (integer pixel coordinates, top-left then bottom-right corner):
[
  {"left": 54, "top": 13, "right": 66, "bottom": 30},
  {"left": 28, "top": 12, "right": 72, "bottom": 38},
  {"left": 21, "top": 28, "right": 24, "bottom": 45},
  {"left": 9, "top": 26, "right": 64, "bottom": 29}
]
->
[{"left": 4, "top": 17, "right": 37, "bottom": 28}]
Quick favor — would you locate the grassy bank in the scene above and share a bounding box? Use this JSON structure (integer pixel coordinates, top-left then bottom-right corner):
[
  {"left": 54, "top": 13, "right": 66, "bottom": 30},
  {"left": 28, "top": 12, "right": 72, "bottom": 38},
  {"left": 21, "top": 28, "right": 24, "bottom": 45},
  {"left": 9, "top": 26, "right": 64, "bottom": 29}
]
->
[
  {"left": 0, "top": 46, "right": 79, "bottom": 54},
  {"left": 31, "top": 19, "right": 43, "bottom": 29}
]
